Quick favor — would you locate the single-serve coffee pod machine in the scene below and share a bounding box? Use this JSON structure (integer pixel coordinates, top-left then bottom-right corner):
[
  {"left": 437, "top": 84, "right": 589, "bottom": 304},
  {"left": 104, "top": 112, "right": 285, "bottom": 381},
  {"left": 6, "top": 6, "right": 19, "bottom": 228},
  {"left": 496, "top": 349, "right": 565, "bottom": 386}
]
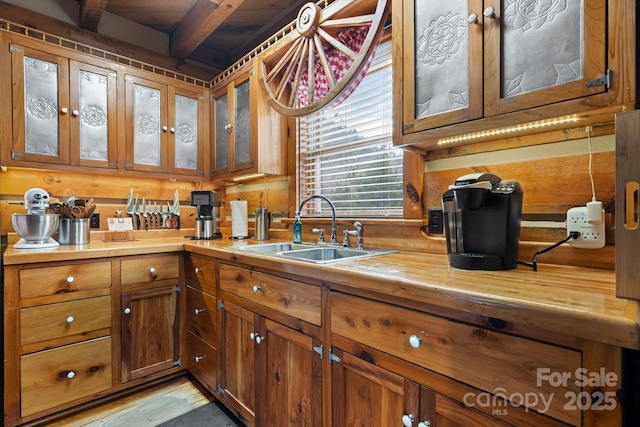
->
[{"left": 191, "top": 190, "right": 222, "bottom": 239}]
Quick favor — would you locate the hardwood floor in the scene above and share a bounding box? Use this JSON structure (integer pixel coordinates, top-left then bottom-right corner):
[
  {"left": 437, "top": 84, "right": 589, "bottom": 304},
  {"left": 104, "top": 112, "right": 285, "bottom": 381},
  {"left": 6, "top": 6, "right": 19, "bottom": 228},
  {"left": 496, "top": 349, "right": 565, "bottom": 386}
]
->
[{"left": 36, "top": 375, "right": 216, "bottom": 426}]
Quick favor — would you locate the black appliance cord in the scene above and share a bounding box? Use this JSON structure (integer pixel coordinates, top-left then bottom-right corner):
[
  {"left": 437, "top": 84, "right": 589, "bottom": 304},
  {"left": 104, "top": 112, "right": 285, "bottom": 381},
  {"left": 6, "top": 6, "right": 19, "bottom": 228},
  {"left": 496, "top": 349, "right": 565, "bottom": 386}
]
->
[{"left": 518, "top": 231, "right": 580, "bottom": 271}]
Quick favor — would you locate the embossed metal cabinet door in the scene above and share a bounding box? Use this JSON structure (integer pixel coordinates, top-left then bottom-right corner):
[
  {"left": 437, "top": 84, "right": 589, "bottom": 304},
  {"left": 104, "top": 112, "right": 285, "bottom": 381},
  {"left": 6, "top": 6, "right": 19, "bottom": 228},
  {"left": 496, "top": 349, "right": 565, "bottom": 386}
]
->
[
  {"left": 403, "top": 0, "right": 484, "bottom": 133},
  {"left": 213, "top": 87, "right": 230, "bottom": 176},
  {"left": 10, "top": 44, "right": 70, "bottom": 165},
  {"left": 232, "top": 78, "right": 252, "bottom": 172},
  {"left": 170, "top": 87, "right": 204, "bottom": 176},
  {"left": 484, "top": 0, "right": 606, "bottom": 116},
  {"left": 70, "top": 61, "right": 117, "bottom": 169},
  {"left": 124, "top": 75, "right": 168, "bottom": 173}
]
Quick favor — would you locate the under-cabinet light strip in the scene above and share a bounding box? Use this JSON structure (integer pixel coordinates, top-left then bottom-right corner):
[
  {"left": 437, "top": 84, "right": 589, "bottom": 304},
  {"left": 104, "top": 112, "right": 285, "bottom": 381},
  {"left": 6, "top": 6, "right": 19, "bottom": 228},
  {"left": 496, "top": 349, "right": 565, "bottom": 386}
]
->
[{"left": 437, "top": 114, "right": 582, "bottom": 145}]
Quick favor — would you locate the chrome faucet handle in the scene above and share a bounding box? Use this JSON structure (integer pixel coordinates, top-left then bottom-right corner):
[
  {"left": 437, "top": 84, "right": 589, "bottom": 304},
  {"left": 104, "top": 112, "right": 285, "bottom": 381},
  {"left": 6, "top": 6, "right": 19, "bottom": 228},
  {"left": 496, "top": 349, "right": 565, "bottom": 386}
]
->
[
  {"left": 342, "top": 229, "right": 352, "bottom": 247},
  {"left": 353, "top": 221, "right": 364, "bottom": 250},
  {"left": 312, "top": 227, "right": 325, "bottom": 244}
]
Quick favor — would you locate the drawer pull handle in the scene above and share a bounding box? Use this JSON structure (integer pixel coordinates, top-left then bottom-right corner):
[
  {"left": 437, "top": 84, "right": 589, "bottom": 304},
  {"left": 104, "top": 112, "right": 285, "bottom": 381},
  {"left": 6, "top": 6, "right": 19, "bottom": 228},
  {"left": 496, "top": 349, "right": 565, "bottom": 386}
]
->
[
  {"left": 149, "top": 267, "right": 157, "bottom": 279},
  {"left": 409, "top": 335, "right": 422, "bottom": 348},
  {"left": 66, "top": 316, "right": 74, "bottom": 323},
  {"left": 195, "top": 355, "right": 205, "bottom": 362},
  {"left": 67, "top": 371, "right": 75, "bottom": 379},
  {"left": 195, "top": 308, "right": 206, "bottom": 314},
  {"left": 252, "top": 285, "right": 261, "bottom": 293},
  {"left": 418, "top": 422, "right": 431, "bottom": 427},
  {"left": 194, "top": 267, "right": 204, "bottom": 273},
  {"left": 124, "top": 307, "right": 131, "bottom": 315},
  {"left": 402, "top": 414, "right": 415, "bottom": 427},
  {"left": 66, "top": 276, "right": 74, "bottom": 283}
]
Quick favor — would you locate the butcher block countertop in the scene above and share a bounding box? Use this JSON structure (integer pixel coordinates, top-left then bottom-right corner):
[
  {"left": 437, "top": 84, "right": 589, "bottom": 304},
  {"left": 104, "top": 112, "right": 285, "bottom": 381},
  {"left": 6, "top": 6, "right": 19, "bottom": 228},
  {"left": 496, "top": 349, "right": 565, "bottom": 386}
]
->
[{"left": 4, "top": 235, "right": 639, "bottom": 350}]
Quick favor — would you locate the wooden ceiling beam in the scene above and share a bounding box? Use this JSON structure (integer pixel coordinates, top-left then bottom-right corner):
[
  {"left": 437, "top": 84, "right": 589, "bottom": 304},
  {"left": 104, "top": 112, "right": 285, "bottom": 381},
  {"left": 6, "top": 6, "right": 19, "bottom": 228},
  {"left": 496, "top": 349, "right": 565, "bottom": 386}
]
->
[
  {"left": 170, "top": 0, "right": 247, "bottom": 59},
  {"left": 79, "top": 0, "right": 108, "bottom": 32}
]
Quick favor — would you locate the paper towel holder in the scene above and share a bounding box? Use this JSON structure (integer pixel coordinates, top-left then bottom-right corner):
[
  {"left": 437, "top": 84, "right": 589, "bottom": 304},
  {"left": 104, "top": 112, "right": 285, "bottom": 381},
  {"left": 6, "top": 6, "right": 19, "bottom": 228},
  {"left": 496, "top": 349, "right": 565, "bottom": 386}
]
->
[{"left": 229, "top": 197, "right": 251, "bottom": 240}]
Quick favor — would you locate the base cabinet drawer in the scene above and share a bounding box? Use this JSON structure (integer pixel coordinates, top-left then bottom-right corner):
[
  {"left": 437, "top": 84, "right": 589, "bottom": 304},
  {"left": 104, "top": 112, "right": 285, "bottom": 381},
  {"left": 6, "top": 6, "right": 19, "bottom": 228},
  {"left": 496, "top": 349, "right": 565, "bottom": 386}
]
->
[
  {"left": 186, "top": 330, "right": 218, "bottom": 392},
  {"left": 121, "top": 255, "right": 179, "bottom": 285},
  {"left": 331, "top": 293, "right": 581, "bottom": 426},
  {"left": 19, "top": 262, "right": 112, "bottom": 299},
  {"left": 20, "top": 337, "right": 112, "bottom": 417},
  {"left": 186, "top": 286, "right": 217, "bottom": 345}
]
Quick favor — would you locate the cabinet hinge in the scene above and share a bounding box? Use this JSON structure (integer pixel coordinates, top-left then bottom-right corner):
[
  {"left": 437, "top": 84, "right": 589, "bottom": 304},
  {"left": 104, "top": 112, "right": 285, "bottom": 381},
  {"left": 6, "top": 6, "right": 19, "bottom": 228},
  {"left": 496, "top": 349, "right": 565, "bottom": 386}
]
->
[
  {"left": 173, "top": 359, "right": 181, "bottom": 367},
  {"left": 250, "top": 160, "right": 255, "bottom": 167},
  {"left": 211, "top": 170, "right": 216, "bottom": 176},
  {"left": 329, "top": 348, "right": 341, "bottom": 364},
  {"left": 9, "top": 44, "right": 20, "bottom": 53},
  {"left": 198, "top": 95, "right": 204, "bottom": 101},
  {"left": 217, "top": 385, "right": 225, "bottom": 395},
  {"left": 198, "top": 169, "right": 205, "bottom": 176},
  {"left": 109, "top": 161, "right": 118, "bottom": 168},
  {"left": 313, "top": 345, "right": 323, "bottom": 359},
  {"left": 172, "top": 286, "right": 180, "bottom": 292},
  {"left": 218, "top": 300, "right": 224, "bottom": 309},
  {"left": 402, "top": 123, "right": 414, "bottom": 131},
  {"left": 124, "top": 163, "right": 133, "bottom": 169},
  {"left": 210, "top": 95, "right": 215, "bottom": 102},
  {"left": 586, "top": 69, "right": 611, "bottom": 89},
  {"left": 11, "top": 151, "right": 24, "bottom": 160}
]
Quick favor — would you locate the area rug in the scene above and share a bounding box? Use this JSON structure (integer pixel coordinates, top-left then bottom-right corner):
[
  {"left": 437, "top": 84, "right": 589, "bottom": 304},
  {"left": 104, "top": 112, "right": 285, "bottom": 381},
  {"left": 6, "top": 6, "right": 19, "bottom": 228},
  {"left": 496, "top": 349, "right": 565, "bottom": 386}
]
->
[{"left": 156, "top": 401, "right": 244, "bottom": 427}]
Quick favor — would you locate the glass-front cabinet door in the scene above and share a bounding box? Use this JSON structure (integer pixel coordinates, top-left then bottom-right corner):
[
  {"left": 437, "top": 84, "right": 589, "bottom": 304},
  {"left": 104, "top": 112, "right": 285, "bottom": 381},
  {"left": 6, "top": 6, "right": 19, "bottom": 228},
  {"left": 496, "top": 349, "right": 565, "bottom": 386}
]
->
[
  {"left": 232, "top": 78, "right": 252, "bottom": 171},
  {"left": 169, "top": 87, "right": 204, "bottom": 176},
  {"left": 11, "top": 44, "right": 70, "bottom": 165},
  {"left": 213, "top": 87, "right": 230, "bottom": 176},
  {"left": 70, "top": 61, "right": 117, "bottom": 169},
  {"left": 402, "top": 0, "right": 484, "bottom": 134},
  {"left": 124, "top": 75, "right": 168, "bottom": 173},
  {"left": 484, "top": 0, "right": 606, "bottom": 116}
]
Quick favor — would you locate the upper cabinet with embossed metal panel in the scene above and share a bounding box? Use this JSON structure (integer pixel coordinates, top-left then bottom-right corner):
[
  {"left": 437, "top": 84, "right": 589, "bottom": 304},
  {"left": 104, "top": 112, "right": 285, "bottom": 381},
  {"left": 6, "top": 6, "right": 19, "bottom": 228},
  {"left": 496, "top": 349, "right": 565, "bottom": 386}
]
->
[
  {"left": 124, "top": 75, "right": 205, "bottom": 177},
  {"left": 394, "top": 0, "right": 633, "bottom": 150},
  {"left": 10, "top": 40, "right": 117, "bottom": 169}
]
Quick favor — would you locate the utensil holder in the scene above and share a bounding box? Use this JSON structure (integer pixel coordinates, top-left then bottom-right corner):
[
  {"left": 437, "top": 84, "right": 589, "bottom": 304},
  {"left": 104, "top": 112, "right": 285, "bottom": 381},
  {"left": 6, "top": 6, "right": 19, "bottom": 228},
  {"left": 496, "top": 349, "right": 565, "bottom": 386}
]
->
[{"left": 58, "top": 218, "right": 90, "bottom": 245}]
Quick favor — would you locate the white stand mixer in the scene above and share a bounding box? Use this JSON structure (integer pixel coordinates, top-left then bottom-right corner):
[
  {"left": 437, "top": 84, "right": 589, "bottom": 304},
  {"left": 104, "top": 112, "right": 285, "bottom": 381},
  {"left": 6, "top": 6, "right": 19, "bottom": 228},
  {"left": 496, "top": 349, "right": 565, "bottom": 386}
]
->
[{"left": 13, "top": 188, "right": 61, "bottom": 249}]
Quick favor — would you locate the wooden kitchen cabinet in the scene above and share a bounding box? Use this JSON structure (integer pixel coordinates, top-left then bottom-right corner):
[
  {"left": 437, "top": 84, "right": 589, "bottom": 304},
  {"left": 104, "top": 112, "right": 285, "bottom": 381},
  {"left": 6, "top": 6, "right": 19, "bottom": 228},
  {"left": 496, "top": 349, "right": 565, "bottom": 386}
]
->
[
  {"left": 218, "top": 263, "right": 323, "bottom": 426},
  {"left": 9, "top": 39, "right": 117, "bottom": 169},
  {"left": 3, "top": 260, "right": 114, "bottom": 426},
  {"left": 124, "top": 74, "right": 206, "bottom": 177},
  {"left": 120, "top": 254, "right": 182, "bottom": 382},
  {"left": 185, "top": 255, "right": 219, "bottom": 393},
  {"left": 211, "top": 64, "right": 286, "bottom": 180},
  {"left": 394, "top": 0, "right": 627, "bottom": 150}
]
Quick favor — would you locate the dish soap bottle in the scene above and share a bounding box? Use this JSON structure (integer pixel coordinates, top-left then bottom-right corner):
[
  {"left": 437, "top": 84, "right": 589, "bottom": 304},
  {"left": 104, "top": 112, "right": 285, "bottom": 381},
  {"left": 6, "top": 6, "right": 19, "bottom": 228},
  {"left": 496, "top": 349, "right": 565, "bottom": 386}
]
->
[{"left": 293, "top": 213, "right": 302, "bottom": 243}]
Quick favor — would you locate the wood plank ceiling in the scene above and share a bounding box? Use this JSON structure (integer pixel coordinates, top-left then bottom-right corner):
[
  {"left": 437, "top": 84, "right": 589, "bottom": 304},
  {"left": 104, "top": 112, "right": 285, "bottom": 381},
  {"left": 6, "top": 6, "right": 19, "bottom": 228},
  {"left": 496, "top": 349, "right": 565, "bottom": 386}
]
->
[{"left": 78, "top": 0, "right": 310, "bottom": 76}]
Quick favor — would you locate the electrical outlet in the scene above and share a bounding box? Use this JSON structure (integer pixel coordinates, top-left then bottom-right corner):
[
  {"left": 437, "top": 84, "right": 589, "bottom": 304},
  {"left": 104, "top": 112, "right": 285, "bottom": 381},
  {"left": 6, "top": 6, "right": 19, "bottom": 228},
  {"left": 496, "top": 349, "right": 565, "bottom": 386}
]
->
[
  {"left": 567, "top": 206, "right": 605, "bottom": 248},
  {"left": 90, "top": 213, "right": 100, "bottom": 229},
  {"left": 428, "top": 208, "right": 443, "bottom": 234}
]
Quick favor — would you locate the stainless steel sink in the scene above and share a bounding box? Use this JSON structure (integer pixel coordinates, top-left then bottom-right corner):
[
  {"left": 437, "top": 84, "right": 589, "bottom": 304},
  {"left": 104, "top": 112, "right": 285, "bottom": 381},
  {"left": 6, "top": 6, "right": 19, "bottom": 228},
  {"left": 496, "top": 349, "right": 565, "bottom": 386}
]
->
[{"left": 231, "top": 242, "right": 396, "bottom": 264}]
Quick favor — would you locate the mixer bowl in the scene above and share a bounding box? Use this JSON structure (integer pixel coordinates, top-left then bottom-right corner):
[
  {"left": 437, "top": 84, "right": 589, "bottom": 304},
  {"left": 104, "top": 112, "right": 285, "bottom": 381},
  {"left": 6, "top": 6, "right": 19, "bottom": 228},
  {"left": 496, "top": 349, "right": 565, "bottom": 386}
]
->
[{"left": 12, "top": 214, "right": 60, "bottom": 244}]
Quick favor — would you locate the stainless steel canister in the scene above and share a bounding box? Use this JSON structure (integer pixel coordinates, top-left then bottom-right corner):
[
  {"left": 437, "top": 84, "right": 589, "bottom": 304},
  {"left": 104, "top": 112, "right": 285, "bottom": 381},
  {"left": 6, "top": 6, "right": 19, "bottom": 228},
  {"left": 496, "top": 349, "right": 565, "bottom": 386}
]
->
[
  {"left": 58, "top": 218, "right": 90, "bottom": 245},
  {"left": 254, "top": 208, "right": 271, "bottom": 241}
]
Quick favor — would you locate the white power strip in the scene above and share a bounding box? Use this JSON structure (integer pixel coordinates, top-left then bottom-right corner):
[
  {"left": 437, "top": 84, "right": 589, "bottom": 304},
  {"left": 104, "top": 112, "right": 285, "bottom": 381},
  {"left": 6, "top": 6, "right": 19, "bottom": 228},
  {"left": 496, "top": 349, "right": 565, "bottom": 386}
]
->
[{"left": 567, "top": 206, "right": 605, "bottom": 249}]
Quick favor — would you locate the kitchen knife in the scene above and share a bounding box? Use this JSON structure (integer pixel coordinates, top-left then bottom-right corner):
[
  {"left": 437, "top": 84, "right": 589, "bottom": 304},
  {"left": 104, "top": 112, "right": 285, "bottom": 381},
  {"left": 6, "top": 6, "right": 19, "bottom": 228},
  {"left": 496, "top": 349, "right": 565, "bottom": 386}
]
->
[
  {"left": 172, "top": 190, "right": 181, "bottom": 230},
  {"left": 126, "top": 188, "right": 135, "bottom": 227},
  {"left": 134, "top": 195, "right": 140, "bottom": 230},
  {"left": 142, "top": 197, "right": 148, "bottom": 230}
]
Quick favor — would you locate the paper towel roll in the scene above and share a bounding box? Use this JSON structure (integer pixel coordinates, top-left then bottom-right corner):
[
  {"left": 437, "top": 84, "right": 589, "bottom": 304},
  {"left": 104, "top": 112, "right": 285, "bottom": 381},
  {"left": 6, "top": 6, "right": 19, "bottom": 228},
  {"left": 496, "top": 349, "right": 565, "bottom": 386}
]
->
[{"left": 230, "top": 200, "right": 248, "bottom": 237}]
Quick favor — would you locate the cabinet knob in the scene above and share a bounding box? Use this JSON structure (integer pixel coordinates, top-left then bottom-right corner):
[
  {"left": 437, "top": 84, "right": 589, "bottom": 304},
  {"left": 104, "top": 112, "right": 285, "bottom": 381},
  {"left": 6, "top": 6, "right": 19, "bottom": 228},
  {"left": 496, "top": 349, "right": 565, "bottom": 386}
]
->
[
  {"left": 195, "top": 308, "right": 205, "bottom": 314},
  {"left": 224, "top": 123, "right": 233, "bottom": 130},
  {"left": 72, "top": 109, "right": 79, "bottom": 116},
  {"left": 170, "top": 127, "right": 175, "bottom": 133},
  {"left": 418, "top": 422, "right": 431, "bottom": 427},
  {"left": 250, "top": 332, "right": 257, "bottom": 340},
  {"left": 162, "top": 125, "right": 168, "bottom": 131},
  {"left": 468, "top": 13, "right": 478, "bottom": 24},
  {"left": 255, "top": 335, "right": 264, "bottom": 344},
  {"left": 194, "top": 267, "right": 203, "bottom": 274},
  {"left": 483, "top": 6, "right": 496, "bottom": 18},
  {"left": 66, "top": 276, "right": 74, "bottom": 283},
  {"left": 67, "top": 371, "right": 75, "bottom": 379},
  {"left": 195, "top": 355, "right": 205, "bottom": 362},
  {"left": 124, "top": 307, "right": 131, "bottom": 315},
  {"left": 402, "top": 414, "right": 415, "bottom": 427},
  {"left": 252, "top": 285, "right": 261, "bottom": 293},
  {"left": 66, "top": 316, "right": 74, "bottom": 323},
  {"left": 60, "top": 107, "right": 68, "bottom": 114},
  {"left": 149, "top": 267, "right": 157, "bottom": 279},
  {"left": 409, "top": 335, "right": 422, "bottom": 349}
]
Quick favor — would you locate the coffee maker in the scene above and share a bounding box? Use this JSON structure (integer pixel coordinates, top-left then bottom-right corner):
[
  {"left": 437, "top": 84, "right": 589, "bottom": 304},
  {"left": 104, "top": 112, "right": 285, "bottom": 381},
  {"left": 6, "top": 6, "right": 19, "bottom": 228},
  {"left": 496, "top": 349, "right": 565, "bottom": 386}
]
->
[
  {"left": 442, "top": 173, "right": 523, "bottom": 270},
  {"left": 191, "top": 190, "right": 222, "bottom": 239}
]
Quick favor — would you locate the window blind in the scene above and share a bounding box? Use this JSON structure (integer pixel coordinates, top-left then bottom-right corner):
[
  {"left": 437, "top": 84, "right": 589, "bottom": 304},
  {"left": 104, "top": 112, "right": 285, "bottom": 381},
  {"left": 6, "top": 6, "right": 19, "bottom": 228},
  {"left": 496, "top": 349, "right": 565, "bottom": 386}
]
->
[{"left": 298, "top": 40, "right": 403, "bottom": 218}]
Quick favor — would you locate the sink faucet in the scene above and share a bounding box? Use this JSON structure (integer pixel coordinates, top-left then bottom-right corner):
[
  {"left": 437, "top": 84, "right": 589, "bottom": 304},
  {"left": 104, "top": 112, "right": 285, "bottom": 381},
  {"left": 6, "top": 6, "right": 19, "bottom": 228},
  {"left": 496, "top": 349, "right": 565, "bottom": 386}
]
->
[
  {"left": 293, "top": 195, "right": 337, "bottom": 244},
  {"left": 342, "top": 221, "right": 364, "bottom": 250}
]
